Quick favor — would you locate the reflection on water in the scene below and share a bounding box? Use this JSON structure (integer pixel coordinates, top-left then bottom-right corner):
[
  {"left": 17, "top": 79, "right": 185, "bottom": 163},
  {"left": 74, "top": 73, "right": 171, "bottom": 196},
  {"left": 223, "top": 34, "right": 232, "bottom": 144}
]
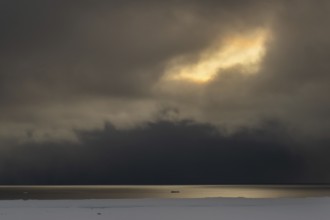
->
[{"left": 0, "top": 185, "right": 329, "bottom": 200}]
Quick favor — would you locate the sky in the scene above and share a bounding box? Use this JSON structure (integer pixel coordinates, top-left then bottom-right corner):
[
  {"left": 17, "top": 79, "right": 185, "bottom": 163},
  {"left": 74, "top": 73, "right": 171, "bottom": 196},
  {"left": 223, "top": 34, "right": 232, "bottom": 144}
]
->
[{"left": 1, "top": 0, "right": 330, "bottom": 184}]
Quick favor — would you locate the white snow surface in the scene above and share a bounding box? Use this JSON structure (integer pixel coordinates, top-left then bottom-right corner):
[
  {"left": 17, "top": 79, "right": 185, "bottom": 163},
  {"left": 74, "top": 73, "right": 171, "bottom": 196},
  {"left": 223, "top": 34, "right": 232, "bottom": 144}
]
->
[{"left": 0, "top": 197, "right": 329, "bottom": 220}]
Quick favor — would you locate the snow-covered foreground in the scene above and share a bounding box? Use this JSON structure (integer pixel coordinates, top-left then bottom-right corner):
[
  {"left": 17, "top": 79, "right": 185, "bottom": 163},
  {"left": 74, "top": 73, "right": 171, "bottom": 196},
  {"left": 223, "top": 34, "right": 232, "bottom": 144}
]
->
[{"left": 0, "top": 197, "right": 329, "bottom": 220}]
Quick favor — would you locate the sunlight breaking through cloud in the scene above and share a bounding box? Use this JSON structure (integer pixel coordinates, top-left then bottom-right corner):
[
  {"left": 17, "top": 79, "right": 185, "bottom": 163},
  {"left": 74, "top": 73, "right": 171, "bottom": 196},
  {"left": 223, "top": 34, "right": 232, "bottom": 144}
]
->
[{"left": 164, "top": 28, "right": 271, "bottom": 83}]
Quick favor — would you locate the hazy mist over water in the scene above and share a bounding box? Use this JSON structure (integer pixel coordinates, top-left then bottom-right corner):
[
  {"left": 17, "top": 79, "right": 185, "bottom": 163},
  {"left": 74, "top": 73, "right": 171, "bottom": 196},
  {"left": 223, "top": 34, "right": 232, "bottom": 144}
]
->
[{"left": 0, "top": 185, "right": 330, "bottom": 200}]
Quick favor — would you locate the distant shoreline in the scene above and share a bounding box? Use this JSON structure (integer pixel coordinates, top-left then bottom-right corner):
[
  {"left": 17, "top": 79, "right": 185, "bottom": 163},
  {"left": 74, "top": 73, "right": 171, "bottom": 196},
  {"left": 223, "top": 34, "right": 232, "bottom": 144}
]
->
[{"left": 0, "top": 185, "right": 329, "bottom": 200}]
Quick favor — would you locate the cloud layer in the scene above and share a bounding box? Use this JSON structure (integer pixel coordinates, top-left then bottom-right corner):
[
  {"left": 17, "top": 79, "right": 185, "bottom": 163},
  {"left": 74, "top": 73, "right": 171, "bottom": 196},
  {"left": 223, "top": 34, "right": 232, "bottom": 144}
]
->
[
  {"left": 1, "top": 0, "right": 330, "bottom": 183},
  {"left": 0, "top": 0, "right": 277, "bottom": 140},
  {"left": 0, "top": 120, "right": 307, "bottom": 184}
]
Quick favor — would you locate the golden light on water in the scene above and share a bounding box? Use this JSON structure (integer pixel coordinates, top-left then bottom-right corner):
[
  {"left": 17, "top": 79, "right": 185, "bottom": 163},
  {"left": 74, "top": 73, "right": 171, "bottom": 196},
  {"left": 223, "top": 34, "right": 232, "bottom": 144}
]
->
[{"left": 164, "top": 28, "right": 271, "bottom": 83}]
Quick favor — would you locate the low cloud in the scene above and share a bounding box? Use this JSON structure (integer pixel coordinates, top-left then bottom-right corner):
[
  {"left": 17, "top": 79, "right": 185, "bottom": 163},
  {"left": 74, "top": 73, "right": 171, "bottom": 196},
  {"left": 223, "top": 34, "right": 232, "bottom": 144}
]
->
[{"left": 0, "top": 120, "right": 309, "bottom": 184}]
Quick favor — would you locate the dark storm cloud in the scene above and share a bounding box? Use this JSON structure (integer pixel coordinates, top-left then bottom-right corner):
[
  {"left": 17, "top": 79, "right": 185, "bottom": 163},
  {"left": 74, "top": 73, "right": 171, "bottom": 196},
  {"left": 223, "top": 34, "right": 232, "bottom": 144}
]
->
[
  {"left": 0, "top": 0, "right": 278, "bottom": 140},
  {"left": 0, "top": 120, "right": 306, "bottom": 184},
  {"left": 169, "top": 0, "right": 330, "bottom": 138},
  {"left": 0, "top": 0, "right": 271, "bottom": 102},
  {"left": 1, "top": 0, "right": 330, "bottom": 183},
  {"left": 253, "top": 0, "right": 330, "bottom": 137}
]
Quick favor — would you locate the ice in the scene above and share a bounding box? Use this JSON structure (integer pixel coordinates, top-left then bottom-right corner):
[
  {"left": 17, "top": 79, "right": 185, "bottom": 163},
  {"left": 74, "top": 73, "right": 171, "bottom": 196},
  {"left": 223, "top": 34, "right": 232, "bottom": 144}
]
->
[{"left": 0, "top": 197, "right": 329, "bottom": 220}]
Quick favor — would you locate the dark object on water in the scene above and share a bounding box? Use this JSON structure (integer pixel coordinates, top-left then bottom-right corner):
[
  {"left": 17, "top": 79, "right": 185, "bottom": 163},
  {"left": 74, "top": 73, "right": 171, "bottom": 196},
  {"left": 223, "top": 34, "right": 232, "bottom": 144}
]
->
[{"left": 171, "top": 190, "right": 180, "bottom": 193}]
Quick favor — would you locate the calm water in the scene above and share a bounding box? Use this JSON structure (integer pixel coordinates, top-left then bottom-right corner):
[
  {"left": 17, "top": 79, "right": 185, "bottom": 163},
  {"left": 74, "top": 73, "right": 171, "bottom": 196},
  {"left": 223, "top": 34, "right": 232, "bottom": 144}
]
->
[{"left": 0, "top": 185, "right": 330, "bottom": 200}]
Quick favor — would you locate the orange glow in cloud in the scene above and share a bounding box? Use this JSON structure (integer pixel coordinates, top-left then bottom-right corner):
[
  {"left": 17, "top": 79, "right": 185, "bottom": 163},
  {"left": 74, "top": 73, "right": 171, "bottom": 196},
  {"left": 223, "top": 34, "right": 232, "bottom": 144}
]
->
[{"left": 164, "top": 28, "right": 271, "bottom": 83}]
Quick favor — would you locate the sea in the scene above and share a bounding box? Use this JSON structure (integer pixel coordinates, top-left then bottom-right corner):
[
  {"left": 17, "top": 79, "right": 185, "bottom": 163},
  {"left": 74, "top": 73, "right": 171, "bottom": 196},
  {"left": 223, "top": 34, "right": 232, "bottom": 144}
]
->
[{"left": 0, "top": 185, "right": 330, "bottom": 200}]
